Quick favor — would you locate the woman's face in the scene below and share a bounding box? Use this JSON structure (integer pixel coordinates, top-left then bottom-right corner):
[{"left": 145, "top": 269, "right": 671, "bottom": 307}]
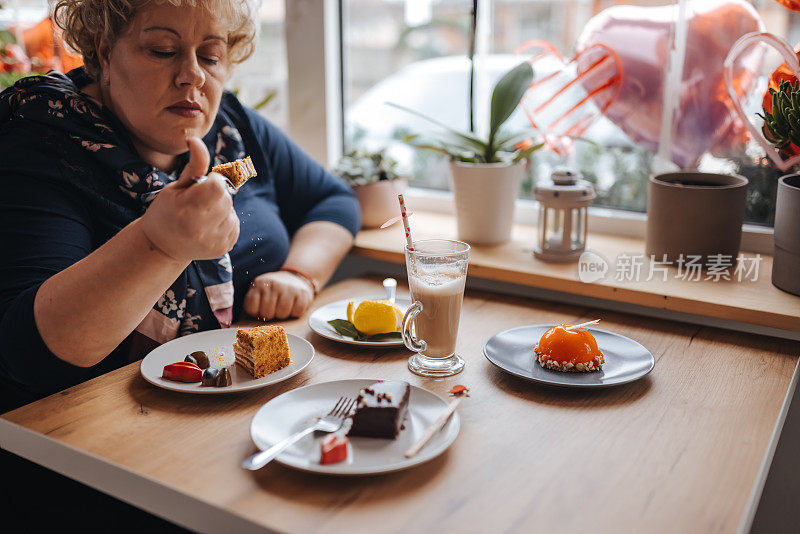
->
[{"left": 98, "top": 3, "right": 230, "bottom": 161}]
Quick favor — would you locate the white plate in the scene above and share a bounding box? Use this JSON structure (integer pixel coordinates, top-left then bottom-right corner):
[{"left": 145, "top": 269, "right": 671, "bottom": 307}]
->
[
  {"left": 140, "top": 328, "right": 314, "bottom": 394},
  {"left": 308, "top": 297, "right": 412, "bottom": 347},
  {"left": 249, "top": 378, "right": 460, "bottom": 475}
]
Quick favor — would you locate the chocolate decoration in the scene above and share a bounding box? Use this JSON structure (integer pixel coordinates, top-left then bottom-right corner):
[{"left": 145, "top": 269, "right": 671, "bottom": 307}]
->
[
  {"left": 215, "top": 367, "right": 232, "bottom": 387},
  {"left": 184, "top": 355, "right": 198, "bottom": 366},
  {"left": 190, "top": 351, "right": 210, "bottom": 369},
  {"left": 201, "top": 367, "right": 219, "bottom": 387}
]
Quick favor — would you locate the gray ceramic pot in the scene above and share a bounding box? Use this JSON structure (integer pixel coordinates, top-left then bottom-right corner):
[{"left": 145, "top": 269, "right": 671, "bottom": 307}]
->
[
  {"left": 646, "top": 172, "right": 748, "bottom": 263},
  {"left": 773, "top": 174, "right": 800, "bottom": 296}
]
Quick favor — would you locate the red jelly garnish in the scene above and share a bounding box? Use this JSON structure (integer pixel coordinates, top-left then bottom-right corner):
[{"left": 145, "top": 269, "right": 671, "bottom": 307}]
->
[
  {"left": 320, "top": 435, "right": 349, "bottom": 465},
  {"left": 162, "top": 362, "right": 202, "bottom": 383}
]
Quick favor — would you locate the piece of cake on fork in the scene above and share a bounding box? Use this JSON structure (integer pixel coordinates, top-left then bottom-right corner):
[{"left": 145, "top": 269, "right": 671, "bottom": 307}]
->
[
  {"left": 233, "top": 325, "right": 291, "bottom": 378},
  {"left": 212, "top": 156, "right": 257, "bottom": 189}
]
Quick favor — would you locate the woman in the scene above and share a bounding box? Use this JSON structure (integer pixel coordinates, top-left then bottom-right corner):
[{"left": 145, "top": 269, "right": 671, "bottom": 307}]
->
[{"left": 0, "top": 0, "right": 360, "bottom": 411}]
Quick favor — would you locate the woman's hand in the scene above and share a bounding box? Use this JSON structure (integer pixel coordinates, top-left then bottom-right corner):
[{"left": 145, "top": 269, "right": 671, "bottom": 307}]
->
[
  {"left": 243, "top": 271, "right": 315, "bottom": 320},
  {"left": 139, "top": 137, "right": 240, "bottom": 262}
]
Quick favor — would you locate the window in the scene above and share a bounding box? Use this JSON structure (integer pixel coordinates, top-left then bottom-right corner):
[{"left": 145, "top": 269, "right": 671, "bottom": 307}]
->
[
  {"left": 342, "top": 0, "right": 800, "bottom": 227},
  {"left": 228, "top": 0, "right": 287, "bottom": 127},
  {"left": 1, "top": 0, "right": 793, "bottom": 233},
  {"left": 0, "top": 0, "right": 287, "bottom": 126}
]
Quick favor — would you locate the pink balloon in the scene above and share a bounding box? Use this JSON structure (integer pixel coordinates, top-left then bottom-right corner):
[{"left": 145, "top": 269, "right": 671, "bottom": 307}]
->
[{"left": 575, "top": 0, "right": 764, "bottom": 168}]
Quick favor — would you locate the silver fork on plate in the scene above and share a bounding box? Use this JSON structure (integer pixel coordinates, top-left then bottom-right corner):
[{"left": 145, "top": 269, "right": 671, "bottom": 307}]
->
[{"left": 242, "top": 396, "right": 356, "bottom": 471}]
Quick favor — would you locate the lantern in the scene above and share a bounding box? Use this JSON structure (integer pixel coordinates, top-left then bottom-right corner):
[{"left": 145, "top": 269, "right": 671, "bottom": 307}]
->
[{"left": 533, "top": 168, "right": 595, "bottom": 262}]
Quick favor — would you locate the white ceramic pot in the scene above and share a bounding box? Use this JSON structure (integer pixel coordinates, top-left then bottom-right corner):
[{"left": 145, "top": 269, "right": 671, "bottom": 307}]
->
[
  {"left": 449, "top": 160, "right": 525, "bottom": 245},
  {"left": 353, "top": 178, "right": 407, "bottom": 228}
]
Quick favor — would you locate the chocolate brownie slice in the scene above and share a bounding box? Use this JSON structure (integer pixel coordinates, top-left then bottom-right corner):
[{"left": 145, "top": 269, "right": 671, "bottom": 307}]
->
[{"left": 347, "top": 381, "right": 410, "bottom": 439}]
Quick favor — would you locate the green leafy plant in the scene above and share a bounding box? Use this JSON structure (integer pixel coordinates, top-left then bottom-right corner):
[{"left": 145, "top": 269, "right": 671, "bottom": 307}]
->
[
  {"left": 327, "top": 319, "right": 402, "bottom": 342},
  {"left": 388, "top": 61, "right": 543, "bottom": 164},
  {"left": 333, "top": 149, "right": 402, "bottom": 186}
]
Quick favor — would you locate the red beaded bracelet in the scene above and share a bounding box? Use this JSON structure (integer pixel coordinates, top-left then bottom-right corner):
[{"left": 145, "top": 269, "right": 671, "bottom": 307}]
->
[{"left": 280, "top": 267, "right": 319, "bottom": 295}]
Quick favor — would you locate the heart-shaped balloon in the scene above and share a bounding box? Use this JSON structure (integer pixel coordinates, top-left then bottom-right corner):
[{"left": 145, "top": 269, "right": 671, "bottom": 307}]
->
[
  {"left": 516, "top": 39, "right": 622, "bottom": 142},
  {"left": 725, "top": 31, "right": 800, "bottom": 172},
  {"left": 574, "top": 0, "right": 764, "bottom": 168}
]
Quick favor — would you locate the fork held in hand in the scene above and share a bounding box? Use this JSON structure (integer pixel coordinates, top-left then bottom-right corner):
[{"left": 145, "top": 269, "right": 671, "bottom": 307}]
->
[{"left": 242, "top": 396, "right": 355, "bottom": 471}]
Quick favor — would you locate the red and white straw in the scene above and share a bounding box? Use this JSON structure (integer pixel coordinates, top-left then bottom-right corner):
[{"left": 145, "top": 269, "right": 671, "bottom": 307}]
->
[{"left": 398, "top": 193, "right": 414, "bottom": 251}]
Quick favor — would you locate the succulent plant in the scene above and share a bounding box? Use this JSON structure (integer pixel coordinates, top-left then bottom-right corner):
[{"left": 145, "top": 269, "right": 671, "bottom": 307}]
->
[
  {"left": 334, "top": 150, "right": 402, "bottom": 186},
  {"left": 759, "top": 79, "right": 800, "bottom": 155}
]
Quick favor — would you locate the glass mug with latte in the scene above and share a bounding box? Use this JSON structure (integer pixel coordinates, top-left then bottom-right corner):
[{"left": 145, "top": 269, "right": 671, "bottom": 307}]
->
[{"left": 402, "top": 239, "right": 470, "bottom": 377}]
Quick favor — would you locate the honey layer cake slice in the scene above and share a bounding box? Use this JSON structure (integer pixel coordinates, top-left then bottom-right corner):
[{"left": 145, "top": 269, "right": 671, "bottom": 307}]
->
[
  {"left": 233, "top": 325, "right": 290, "bottom": 378},
  {"left": 212, "top": 156, "right": 257, "bottom": 188}
]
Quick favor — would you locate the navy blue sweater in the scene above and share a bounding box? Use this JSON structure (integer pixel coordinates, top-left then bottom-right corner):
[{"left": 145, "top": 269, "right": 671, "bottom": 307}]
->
[{"left": 0, "top": 93, "right": 359, "bottom": 411}]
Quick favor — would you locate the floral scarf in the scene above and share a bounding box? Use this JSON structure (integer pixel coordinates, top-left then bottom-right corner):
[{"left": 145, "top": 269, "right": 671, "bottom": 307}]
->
[{"left": 0, "top": 69, "right": 244, "bottom": 347}]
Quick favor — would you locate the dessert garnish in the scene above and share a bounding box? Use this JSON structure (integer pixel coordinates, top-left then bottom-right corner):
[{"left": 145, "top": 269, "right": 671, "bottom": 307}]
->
[
  {"left": 534, "top": 321, "right": 605, "bottom": 372},
  {"left": 347, "top": 380, "right": 410, "bottom": 439},
  {"left": 199, "top": 366, "right": 231, "bottom": 387},
  {"left": 319, "top": 434, "right": 349, "bottom": 465},
  {"left": 162, "top": 362, "right": 202, "bottom": 383},
  {"left": 449, "top": 385, "right": 469, "bottom": 396},
  {"left": 211, "top": 156, "right": 257, "bottom": 190},
  {"left": 327, "top": 299, "right": 403, "bottom": 341},
  {"left": 233, "top": 325, "right": 291, "bottom": 378},
  {"left": 201, "top": 367, "right": 219, "bottom": 387},
  {"left": 405, "top": 384, "right": 469, "bottom": 458},
  {"left": 162, "top": 348, "right": 233, "bottom": 387},
  {"left": 565, "top": 319, "right": 601, "bottom": 331},
  {"left": 187, "top": 351, "right": 210, "bottom": 369},
  {"left": 216, "top": 367, "right": 232, "bottom": 387}
]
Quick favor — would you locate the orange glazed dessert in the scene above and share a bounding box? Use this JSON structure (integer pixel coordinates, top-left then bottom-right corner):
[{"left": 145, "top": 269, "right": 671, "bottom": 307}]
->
[{"left": 534, "top": 324, "right": 604, "bottom": 372}]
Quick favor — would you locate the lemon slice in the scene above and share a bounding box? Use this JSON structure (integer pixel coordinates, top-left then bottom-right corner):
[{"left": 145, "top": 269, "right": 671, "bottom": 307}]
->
[
  {"left": 352, "top": 300, "right": 401, "bottom": 336},
  {"left": 378, "top": 299, "right": 404, "bottom": 330},
  {"left": 346, "top": 301, "right": 355, "bottom": 324}
]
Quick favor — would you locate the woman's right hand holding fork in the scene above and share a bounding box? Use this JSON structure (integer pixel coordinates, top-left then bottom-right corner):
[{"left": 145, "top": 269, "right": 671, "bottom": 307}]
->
[{"left": 139, "top": 136, "right": 240, "bottom": 264}]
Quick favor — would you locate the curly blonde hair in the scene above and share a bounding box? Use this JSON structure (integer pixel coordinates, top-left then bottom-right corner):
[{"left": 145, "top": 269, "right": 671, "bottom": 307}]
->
[{"left": 53, "top": 0, "right": 258, "bottom": 79}]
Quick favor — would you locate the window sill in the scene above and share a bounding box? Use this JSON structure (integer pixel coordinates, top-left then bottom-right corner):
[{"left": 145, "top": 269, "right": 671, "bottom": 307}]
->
[
  {"left": 403, "top": 187, "right": 775, "bottom": 254},
  {"left": 352, "top": 211, "right": 799, "bottom": 334}
]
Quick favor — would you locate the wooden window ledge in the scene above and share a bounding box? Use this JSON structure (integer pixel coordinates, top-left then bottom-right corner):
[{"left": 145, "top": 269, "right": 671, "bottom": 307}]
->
[{"left": 352, "top": 211, "right": 800, "bottom": 333}]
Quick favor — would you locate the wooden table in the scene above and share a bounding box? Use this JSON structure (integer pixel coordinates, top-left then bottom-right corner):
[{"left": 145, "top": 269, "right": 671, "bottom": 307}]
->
[{"left": 2, "top": 276, "right": 798, "bottom": 533}]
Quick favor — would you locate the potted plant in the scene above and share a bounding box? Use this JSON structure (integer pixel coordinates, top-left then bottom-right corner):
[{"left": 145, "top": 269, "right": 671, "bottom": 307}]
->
[
  {"left": 759, "top": 78, "right": 800, "bottom": 296},
  {"left": 390, "top": 61, "right": 542, "bottom": 245},
  {"left": 333, "top": 149, "right": 408, "bottom": 228}
]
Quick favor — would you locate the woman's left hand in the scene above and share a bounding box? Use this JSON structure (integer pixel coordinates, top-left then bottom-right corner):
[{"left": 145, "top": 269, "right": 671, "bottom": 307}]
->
[{"left": 243, "top": 271, "right": 314, "bottom": 320}]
